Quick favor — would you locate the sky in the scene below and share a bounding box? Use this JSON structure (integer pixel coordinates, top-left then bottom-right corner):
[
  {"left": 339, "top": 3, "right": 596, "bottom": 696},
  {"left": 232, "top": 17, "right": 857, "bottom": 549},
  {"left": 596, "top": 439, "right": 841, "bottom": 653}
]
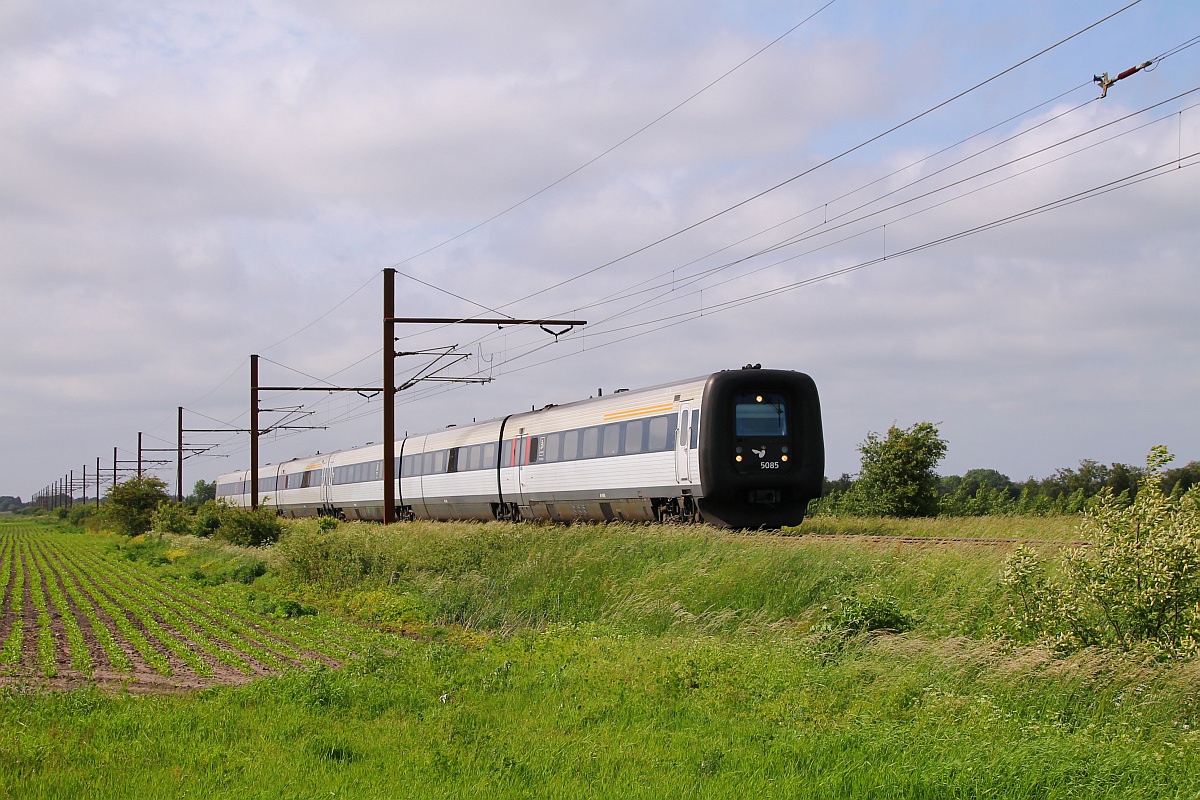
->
[{"left": 2, "top": 0, "right": 1198, "bottom": 501}]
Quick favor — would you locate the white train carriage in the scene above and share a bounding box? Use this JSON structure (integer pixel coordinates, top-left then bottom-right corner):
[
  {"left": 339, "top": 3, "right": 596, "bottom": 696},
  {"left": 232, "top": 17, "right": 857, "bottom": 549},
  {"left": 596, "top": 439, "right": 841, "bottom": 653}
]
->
[
  {"left": 491, "top": 375, "right": 707, "bottom": 523},
  {"left": 215, "top": 467, "right": 252, "bottom": 507},
  {"left": 215, "top": 367, "right": 823, "bottom": 528},
  {"left": 402, "top": 420, "right": 506, "bottom": 521},
  {"left": 270, "top": 459, "right": 328, "bottom": 517}
]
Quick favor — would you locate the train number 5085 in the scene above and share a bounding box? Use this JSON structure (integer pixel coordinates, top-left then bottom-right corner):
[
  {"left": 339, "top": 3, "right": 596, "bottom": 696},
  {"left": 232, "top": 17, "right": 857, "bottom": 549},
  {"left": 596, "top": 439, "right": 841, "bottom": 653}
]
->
[{"left": 760, "top": 461, "right": 780, "bottom": 469}]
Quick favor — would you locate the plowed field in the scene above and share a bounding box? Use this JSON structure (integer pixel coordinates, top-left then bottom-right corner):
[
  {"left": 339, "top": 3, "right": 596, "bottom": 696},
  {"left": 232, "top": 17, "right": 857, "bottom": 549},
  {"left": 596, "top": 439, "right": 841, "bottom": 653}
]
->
[{"left": 0, "top": 524, "right": 377, "bottom": 691}]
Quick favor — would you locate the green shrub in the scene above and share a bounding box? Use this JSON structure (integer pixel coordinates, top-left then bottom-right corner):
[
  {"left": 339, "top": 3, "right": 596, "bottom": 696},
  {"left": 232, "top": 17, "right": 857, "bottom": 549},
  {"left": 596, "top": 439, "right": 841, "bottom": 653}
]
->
[
  {"left": 151, "top": 501, "right": 194, "bottom": 535},
  {"left": 213, "top": 504, "right": 284, "bottom": 547},
  {"left": 228, "top": 561, "right": 267, "bottom": 584},
  {"left": 316, "top": 516, "right": 339, "bottom": 532},
  {"left": 247, "top": 591, "right": 316, "bottom": 618},
  {"left": 1002, "top": 446, "right": 1200, "bottom": 658},
  {"left": 114, "top": 536, "right": 170, "bottom": 566},
  {"left": 103, "top": 476, "right": 171, "bottom": 535},
  {"left": 824, "top": 593, "right": 916, "bottom": 636},
  {"left": 67, "top": 504, "right": 98, "bottom": 527},
  {"left": 192, "top": 501, "right": 222, "bottom": 538}
]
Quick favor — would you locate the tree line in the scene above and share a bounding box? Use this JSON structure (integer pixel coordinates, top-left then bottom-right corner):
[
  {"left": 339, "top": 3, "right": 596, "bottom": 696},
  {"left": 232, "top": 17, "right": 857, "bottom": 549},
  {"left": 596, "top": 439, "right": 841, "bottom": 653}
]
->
[{"left": 811, "top": 422, "right": 1200, "bottom": 518}]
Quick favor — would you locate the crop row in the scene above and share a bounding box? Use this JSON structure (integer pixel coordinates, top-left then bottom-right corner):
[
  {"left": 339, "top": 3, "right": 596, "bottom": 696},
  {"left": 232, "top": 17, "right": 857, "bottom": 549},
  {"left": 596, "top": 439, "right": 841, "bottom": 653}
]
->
[{"left": 0, "top": 526, "right": 392, "bottom": 688}]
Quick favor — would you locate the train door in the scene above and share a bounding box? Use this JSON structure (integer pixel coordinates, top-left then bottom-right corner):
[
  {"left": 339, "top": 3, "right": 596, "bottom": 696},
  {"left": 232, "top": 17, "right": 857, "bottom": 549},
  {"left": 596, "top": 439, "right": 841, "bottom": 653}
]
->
[
  {"left": 270, "top": 465, "right": 284, "bottom": 513},
  {"left": 498, "top": 432, "right": 525, "bottom": 511},
  {"left": 675, "top": 404, "right": 693, "bottom": 483}
]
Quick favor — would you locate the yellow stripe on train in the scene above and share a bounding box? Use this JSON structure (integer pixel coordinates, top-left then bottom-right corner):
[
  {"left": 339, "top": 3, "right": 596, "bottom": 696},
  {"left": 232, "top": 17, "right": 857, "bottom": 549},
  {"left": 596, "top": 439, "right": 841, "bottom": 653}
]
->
[{"left": 602, "top": 403, "right": 675, "bottom": 422}]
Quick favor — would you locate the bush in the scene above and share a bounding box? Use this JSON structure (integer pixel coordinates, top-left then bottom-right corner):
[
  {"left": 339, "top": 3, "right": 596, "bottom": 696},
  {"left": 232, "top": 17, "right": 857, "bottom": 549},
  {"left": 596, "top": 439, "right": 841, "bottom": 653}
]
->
[
  {"left": 192, "top": 501, "right": 223, "bottom": 538},
  {"left": 839, "top": 422, "right": 947, "bottom": 517},
  {"left": 824, "top": 593, "right": 916, "bottom": 636},
  {"left": 103, "top": 476, "right": 171, "bottom": 536},
  {"left": 1001, "top": 446, "right": 1200, "bottom": 658},
  {"left": 66, "top": 504, "right": 99, "bottom": 526},
  {"left": 247, "top": 591, "right": 316, "bottom": 618},
  {"left": 151, "top": 502, "right": 194, "bottom": 535},
  {"left": 213, "top": 504, "right": 284, "bottom": 547}
]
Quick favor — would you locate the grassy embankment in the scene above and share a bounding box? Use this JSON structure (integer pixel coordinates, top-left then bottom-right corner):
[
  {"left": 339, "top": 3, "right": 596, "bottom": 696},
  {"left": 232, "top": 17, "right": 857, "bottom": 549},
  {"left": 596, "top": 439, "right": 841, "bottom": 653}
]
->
[{"left": 1, "top": 515, "right": 1198, "bottom": 799}]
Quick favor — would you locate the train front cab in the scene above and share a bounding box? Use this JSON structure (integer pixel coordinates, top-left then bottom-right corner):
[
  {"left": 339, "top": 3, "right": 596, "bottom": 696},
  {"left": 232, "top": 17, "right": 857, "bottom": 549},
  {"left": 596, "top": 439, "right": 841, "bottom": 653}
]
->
[{"left": 696, "top": 368, "right": 823, "bottom": 528}]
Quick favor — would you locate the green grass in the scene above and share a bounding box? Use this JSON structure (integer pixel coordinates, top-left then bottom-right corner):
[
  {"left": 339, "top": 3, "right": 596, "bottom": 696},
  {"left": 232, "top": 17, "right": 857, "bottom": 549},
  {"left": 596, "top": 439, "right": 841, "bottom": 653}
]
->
[
  {"left": 793, "top": 513, "right": 1085, "bottom": 540},
  {"left": 1, "top": 516, "right": 1197, "bottom": 798}
]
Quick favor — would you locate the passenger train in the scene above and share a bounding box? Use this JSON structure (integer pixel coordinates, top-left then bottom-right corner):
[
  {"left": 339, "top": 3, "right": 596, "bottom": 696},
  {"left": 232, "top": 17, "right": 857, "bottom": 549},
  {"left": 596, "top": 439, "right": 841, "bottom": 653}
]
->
[{"left": 215, "top": 366, "right": 823, "bottom": 528}]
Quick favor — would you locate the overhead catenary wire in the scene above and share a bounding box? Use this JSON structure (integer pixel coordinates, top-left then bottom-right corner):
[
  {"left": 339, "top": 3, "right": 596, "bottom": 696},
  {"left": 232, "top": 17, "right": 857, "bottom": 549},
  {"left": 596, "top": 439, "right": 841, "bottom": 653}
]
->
[
  {"left": 424, "top": 153, "right": 1200, "bottom": 384},
  {"left": 398, "top": 88, "right": 1200, "bottom": 398},
  {"left": 399, "top": 28, "right": 1200, "bottom": 377},
  {"left": 432, "top": 82, "right": 1198, "bottom": 372},
  {"left": 169, "top": 6, "right": 1181, "bottom": 456},
  {"left": 255, "top": 147, "right": 1199, "bottom": 443},
  {"left": 570, "top": 81, "right": 1097, "bottom": 316},
  {"left": 179, "top": 5, "right": 1195, "bottom": 467},
  {"left": 482, "top": 0, "right": 1149, "bottom": 312},
  {"left": 239, "top": 96, "right": 1199, "bottom": 454}
]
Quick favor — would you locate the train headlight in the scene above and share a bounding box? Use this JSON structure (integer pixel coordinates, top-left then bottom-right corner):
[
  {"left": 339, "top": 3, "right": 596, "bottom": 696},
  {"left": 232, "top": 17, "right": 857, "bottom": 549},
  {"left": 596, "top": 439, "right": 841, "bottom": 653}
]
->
[
  {"left": 735, "top": 455, "right": 743, "bottom": 462},
  {"left": 756, "top": 395, "right": 763, "bottom": 402},
  {"left": 782, "top": 455, "right": 788, "bottom": 462}
]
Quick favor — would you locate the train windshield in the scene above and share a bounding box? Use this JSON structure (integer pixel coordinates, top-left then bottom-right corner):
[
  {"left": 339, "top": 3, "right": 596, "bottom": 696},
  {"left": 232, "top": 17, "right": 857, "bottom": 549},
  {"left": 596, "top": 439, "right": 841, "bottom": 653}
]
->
[{"left": 734, "top": 393, "right": 787, "bottom": 437}]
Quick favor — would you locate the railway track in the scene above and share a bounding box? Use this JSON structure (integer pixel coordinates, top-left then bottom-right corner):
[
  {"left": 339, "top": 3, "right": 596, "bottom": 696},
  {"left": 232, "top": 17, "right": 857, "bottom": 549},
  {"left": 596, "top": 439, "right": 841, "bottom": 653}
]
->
[{"left": 781, "top": 533, "right": 1089, "bottom": 547}]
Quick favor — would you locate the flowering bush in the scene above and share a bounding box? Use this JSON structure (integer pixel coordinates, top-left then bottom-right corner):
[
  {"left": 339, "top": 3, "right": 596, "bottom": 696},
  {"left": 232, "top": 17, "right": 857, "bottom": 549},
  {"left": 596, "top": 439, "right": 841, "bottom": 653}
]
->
[{"left": 1002, "top": 446, "right": 1200, "bottom": 658}]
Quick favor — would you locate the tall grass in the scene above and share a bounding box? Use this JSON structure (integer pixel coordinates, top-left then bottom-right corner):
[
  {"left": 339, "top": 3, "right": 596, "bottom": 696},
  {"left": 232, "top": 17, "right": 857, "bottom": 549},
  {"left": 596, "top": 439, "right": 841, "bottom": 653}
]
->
[
  {"left": 793, "top": 514, "right": 1083, "bottom": 540},
  {"left": 273, "top": 521, "right": 1017, "bottom": 637}
]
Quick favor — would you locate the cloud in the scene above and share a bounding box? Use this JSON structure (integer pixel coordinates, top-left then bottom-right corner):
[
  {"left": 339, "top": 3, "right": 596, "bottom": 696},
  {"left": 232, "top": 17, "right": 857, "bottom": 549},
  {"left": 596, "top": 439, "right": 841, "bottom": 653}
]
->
[{"left": 2, "top": 0, "right": 1198, "bottom": 497}]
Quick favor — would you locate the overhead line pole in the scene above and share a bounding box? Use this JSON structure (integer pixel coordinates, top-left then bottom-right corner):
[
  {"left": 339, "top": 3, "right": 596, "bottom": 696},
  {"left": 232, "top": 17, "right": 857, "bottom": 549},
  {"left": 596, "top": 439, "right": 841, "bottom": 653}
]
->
[
  {"left": 378, "top": 267, "right": 586, "bottom": 524},
  {"left": 251, "top": 355, "right": 259, "bottom": 510},
  {"left": 384, "top": 268, "right": 396, "bottom": 525},
  {"left": 229, "top": 270, "right": 585, "bottom": 523}
]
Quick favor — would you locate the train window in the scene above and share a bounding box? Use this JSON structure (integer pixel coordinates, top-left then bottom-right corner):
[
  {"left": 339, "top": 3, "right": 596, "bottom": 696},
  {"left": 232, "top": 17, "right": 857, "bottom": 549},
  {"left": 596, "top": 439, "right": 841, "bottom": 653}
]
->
[
  {"left": 422, "top": 451, "right": 436, "bottom": 475},
  {"left": 447, "top": 448, "right": 459, "bottom": 474},
  {"left": 679, "top": 412, "right": 688, "bottom": 447},
  {"left": 624, "top": 419, "right": 645, "bottom": 454},
  {"left": 483, "top": 442, "right": 497, "bottom": 469},
  {"left": 735, "top": 393, "right": 786, "bottom": 436},
  {"left": 691, "top": 409, "right": 700, "bottom": 449},
  {"left": 581, "top": 427, "right": 599, "bottom": 459},
  {"left": 526, "top": 437, "right": 540, "bottom": 465},
  {"left": 545, "top": 432, "right": 561, "bottom": 462},
  {"left": 648, "top": 415, "right": 674, "bottom": 452},
  {"left": 302, "top": 469, "right": 321, "bottom": 488},
  {"left": 562, "top": 430, "right": 579, "bottom": 461},
  {"left": 602, "top": 424, "right": 621, "bottom": 456},
  {"left": 372, "top": 460, "right": 382, "bottom": 480},
  {"left": 394, "top": 457, "right": 401, "bottom": 479}
]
